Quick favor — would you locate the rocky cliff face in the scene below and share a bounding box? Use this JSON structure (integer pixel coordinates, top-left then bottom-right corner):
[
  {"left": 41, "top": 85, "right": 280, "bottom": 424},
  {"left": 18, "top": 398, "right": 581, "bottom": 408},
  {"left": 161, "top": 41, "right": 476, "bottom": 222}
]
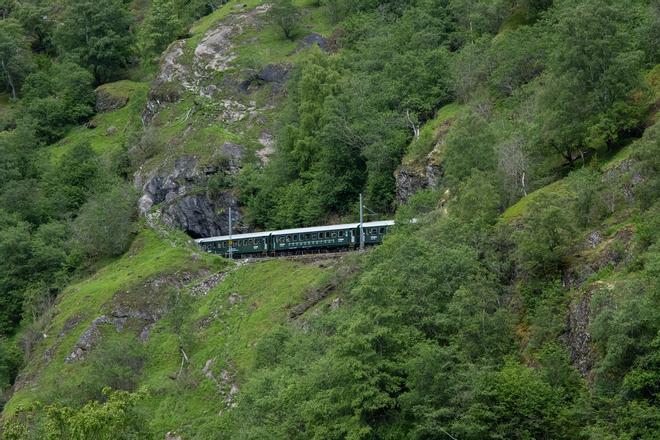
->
[
  {"left": 134, "top": 4, "right": 289, "bottom": 238},
  {"left": 136, "top": 151, "right": 243, "bottom": 238},
  {"left": 395, "top": 162, "right": 443, "bottom": 205},
  {"left": 394, "top": 117, "right": 454, "bottom": 205}
]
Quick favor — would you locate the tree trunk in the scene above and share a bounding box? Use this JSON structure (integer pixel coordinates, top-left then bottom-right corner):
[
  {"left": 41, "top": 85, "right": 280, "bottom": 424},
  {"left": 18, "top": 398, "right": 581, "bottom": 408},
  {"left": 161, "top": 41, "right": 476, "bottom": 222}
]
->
[{"left": 0, "top": 58, "right": 16, "bottom": 99}]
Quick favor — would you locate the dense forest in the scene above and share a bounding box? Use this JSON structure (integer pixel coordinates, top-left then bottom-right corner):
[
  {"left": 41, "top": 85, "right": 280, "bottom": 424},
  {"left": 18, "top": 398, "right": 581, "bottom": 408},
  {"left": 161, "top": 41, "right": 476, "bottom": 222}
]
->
[{"left": 0, "top": 0, "right": 659, "bottom": 438}]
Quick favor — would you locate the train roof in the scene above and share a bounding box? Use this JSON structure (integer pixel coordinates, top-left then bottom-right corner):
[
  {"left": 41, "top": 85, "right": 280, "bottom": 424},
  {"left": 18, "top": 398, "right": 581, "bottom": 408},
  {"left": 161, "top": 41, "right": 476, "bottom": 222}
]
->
[
  {"left": 195, "top": 220, "right": 396, "bottom": 243},
  {"left": 195, "top": 231, "right": 270, "bottom": 244},
  {"left": 271, "top": 220, "right": 395, "bottom": 236},
  {"left": 270, "top": 222, "right": 360, "bottom": 236},
  {"left": 363, "top": 220, "right": 396, "bottom": 228}
]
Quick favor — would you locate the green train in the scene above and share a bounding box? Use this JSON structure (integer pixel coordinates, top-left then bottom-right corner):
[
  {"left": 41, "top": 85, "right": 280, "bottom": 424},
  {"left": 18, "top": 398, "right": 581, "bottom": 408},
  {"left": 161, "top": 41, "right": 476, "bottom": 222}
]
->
[{"left": 195, "top": 220, "right": 395, "bottom": 258}]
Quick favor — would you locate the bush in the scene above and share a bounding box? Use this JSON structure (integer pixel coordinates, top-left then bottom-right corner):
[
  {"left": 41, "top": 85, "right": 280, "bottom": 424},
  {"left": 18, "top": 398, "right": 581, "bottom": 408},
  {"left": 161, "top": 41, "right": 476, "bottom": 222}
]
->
[{"left": 72, "top": 184, "right": 137, "bottom": 261}]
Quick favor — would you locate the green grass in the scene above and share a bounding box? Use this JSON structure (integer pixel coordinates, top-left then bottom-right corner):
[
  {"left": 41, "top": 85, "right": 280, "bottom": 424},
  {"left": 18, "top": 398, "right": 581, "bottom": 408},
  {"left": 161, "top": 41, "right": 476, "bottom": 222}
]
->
[
  {"left": 403, "top": 102, "right": 464, "bottom": 165},
  {"left": 501, "top": 180, "right": 570, "bottom": 221},
  {"left": 49, "top": 80, "right": 149, "bottom": 161},
  {"left": 139, "top": 0, "right": 333, "bottom": 175},
  {"left": 3, "top": 228, "right": 225, "bottom": 414},
  {"left": 3, "top": 224, "right": 334, "bottom": 439},
  {"left": 141, "top": 258, "right": 331, "bottom": 436},
  {"left": 187, "top": 0, "right": 264, "bottom": 50}
]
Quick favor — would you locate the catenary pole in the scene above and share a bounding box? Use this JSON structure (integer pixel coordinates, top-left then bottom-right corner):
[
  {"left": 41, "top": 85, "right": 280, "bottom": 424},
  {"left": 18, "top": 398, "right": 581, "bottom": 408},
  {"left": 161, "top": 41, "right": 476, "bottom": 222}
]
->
[
  {"left": 359, "top": 193, "right": 365, "bottom": 251},
  {"left": 228, "top": 207, "right": 233, "bottom": 259}
]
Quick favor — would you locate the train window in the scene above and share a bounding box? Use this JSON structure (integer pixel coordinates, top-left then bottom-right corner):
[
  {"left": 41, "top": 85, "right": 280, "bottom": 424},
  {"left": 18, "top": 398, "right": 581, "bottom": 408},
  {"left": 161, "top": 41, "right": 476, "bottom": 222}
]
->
[
  {"left": 338, "top": 231, "right": 344, "bottom": 237},
  {"left": 331, "top": 232, "right": 337, "bottom": 238},
  {"left": 319, "top": 232, "right": 325, "bottom": 239},
  {"left": 286, "top": 235, "right": 291, "bottom": 242},
  {"left": 312, "top": 233, "right": 317, "bottom": 239},
  {"left": 293, "top": 235, "right": 298, "bottom": 241},
  {"left": 370, "top": 228, "right": 377, "bottom": 235},
  {"left": 380, "top": 227, "right": 386, "bottom": 234},
  {"left": 304, "top": 233, "right": 310, "bottom": 239}
]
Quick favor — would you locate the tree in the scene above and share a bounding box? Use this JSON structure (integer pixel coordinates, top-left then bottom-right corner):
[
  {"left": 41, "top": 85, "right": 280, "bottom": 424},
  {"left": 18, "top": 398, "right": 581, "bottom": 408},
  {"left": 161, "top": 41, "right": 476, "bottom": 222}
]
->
[
  {"left": 20, "top": 62, "right": 95, "bottom": 143},
  {"left": 0, "top": 18, "right": 32, "bottom": 99},
  {"left": 72, "top": 184, "right": 137, "bottom": 260},
  {"left": 515, "top": 194, "right": 576, "bottom": 280},
  {"left": 42, "top": 388, "right": 149, "bottom": 439},
  {"left": 272, "top": 0, "right": 301, "bottom": 40},
  {"left": 442, "top": 111, "right": 496, "bottom": 188},
  {"left": 41, "top": 141, "right": 101, "bottom": 217},
  {"left": 0, "top": 211, "right": 33, "bottom": 336},
  {"left": 140, "top": 0, "right": 184, "bottom": 56},
  {"left": 55, "top": 0, "right": 134, "bottom": 83},
  {"left": 537, "top": 0, "right": 646, "bottom": 162}
]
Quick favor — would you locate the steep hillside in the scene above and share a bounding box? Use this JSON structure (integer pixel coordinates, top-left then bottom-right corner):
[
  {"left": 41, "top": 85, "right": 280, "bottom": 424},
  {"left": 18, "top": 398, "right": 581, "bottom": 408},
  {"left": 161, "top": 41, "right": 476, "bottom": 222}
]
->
[
  {"left": 2, "top": 226, "right": 344, "bottom": 437},
  {"left": 1, "top": 0, "right": 659, "bottom": 438}
]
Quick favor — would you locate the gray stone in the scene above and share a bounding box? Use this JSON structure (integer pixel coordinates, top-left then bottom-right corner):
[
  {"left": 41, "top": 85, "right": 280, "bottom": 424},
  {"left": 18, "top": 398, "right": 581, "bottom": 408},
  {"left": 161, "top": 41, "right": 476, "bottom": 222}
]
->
[
  {"left": 300, "top": 33, "right": 330, "bottom": 52},
  {"left": 395, "top": 163, "right": 443, "bottom": 205},
  {"left": 257, "top": 63, "right": 291, "bottom": 84},
  {"left": 564, "top": 286, "right": 601, "bottom": 377},
  {"left": 136, "top": 148, "right": 245, "bottom": 238},
  {"left": 586, "top": 231, "right": 603, "bottom": 248},
  {"left": 228, "top": 293, "right": 244, "bottom": 306},
  {"left": 95, "top": 88, "right": 128, "bottom": 113}
]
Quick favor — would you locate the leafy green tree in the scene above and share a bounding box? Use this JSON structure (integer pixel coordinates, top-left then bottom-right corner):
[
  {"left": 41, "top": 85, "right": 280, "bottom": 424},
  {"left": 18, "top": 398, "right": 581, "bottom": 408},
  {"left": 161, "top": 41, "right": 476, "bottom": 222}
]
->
[
  {"left": 0, "top": 18, "right": 32, "bottom": 99},
  {"left": 272, "top": 0, "right": 301, "bottom": 40},
  {"left": 515, "top": 194, "right": 576, "bottom": 280},
  {"left": 0, "top": 211, "right": 33, "bottom": 335},
  {"left": 140, "top": 0, "right": 184, "bottom": 56},
  {"left": 442, "top": 112, "right": 496, "bottom": 188},
  {"left": 72, "top": 184, "right": 136, "bottom": 260},
  {"left": 590, "top": 279, "right": 660, "bottom": 399},
  {"left": 41, "top": 141, "right": 101, "bottom": 217},
  {"left": 41, "top": 388, "right": 149, "bottom": 439},
  {"left": 537, "top": 0, "right": 647, "bottom": 162},
  {"left": 55, "top": 0, "right": 134, "bottom": 83},
  {"left": 14, "top": 1, "right": 55, "bottom": 53},
  {"left": 20, "top": 62, "right": 95, "bottom": 143}
]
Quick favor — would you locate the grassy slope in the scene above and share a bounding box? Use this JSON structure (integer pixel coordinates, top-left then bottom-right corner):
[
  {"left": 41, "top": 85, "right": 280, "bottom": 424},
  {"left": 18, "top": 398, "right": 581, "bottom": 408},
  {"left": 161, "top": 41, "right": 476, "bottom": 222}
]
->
[
  {"left": 144, "top": 257, "right": 332, "bottom": 436},
  {"left": 402, "top": 102, "right": 465, "bottom": 166},
  {"left": 3, "top": 224, "right": 335, "bottom": 437},
  {"left": 142, "top": 0, "right": 333, "bottom": 175},
  {"left": 3, "top": 1, "right": 338, "bottom": 427},
  {"left": 4, "top": 229, "right": 224, "bottom": 412},
  {"left": 49, "top": 80, "right": 149, "bottom": 162}
]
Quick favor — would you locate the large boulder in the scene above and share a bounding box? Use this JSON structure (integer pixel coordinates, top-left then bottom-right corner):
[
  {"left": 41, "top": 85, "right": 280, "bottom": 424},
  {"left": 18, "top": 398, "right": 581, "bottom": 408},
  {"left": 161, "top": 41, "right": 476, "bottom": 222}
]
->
[
  {"left": 135, "top": 143, "right": 244, "bottom": 238},
  {"left": 95, "top": 86, "right": 129, "bottom": 113}
]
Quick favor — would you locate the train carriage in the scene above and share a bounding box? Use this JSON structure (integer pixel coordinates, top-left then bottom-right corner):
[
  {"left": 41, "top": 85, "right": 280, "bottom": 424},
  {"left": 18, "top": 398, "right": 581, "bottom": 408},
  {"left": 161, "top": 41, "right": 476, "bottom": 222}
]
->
[
  {"left": 196, "top": 231, "right": 269, "bottom": 258},
  {"left": 270, "top": 223, "right": 359, "bottom": 254},
  {"left": 361, "top": 220, "right": 395, "bottom": 245},
  {"left": 195, "top": 220, "right": 396, "bottom": 258}
]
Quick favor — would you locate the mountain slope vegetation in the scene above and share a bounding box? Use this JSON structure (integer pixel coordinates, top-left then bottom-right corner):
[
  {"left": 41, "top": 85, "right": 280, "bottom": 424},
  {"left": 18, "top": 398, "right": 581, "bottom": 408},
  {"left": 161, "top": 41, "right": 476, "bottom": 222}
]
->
[{"left": 0, "top": 0, "right": 659, "bottom": 438}]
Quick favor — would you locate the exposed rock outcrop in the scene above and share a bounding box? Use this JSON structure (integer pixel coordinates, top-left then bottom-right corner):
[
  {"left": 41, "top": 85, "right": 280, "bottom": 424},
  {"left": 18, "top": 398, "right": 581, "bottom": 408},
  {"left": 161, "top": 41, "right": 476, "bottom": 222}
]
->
[
  {"left": 144, "top": 4, "right": 272, "bottom": 122},
  {"left": 95, "top": 86, "right": 129, "bottom": 113},
  {"left": 564, "top": 288, "right": 596, "bottom": 377},
  {"left": 395, "top": 162, "right": 443, "bottom": 205},
  {"left": 395, "top": 118, "right": 454, "bottom": 205},
  {"left": 563, "top": 226, "right": 635, "bottom": 289},
  {"left": 136, "top": 144, "right": 244, "bottom": 238},
  {"left": 136, "top": 5, "right": 289, "bottom": 239}
]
